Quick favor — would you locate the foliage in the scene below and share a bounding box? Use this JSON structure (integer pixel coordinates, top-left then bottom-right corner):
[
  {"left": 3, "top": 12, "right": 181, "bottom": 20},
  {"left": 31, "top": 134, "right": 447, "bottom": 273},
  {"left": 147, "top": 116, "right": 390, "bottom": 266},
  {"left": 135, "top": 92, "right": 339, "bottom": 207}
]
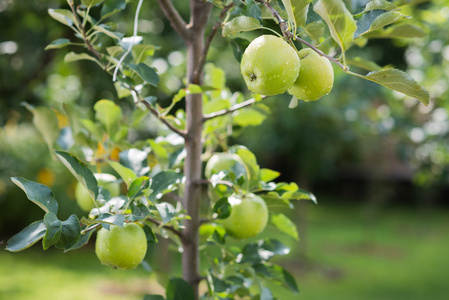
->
[{"left": 3, "top": 0, "right": 432, "bottom": 299}]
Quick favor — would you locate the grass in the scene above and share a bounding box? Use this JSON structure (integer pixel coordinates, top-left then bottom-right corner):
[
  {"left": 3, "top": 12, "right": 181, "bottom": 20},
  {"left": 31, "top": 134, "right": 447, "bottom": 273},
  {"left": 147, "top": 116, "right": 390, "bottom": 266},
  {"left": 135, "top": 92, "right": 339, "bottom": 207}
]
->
[{"left": 1, "top": 203, "right": 449, "bottom": 299}]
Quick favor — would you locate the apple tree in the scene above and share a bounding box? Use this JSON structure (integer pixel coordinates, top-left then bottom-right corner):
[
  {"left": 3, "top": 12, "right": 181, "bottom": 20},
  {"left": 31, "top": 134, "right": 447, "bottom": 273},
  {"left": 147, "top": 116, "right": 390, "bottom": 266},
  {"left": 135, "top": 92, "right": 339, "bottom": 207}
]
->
[{"left": 5, "top": 0, "right": 430, "bottom": 299}]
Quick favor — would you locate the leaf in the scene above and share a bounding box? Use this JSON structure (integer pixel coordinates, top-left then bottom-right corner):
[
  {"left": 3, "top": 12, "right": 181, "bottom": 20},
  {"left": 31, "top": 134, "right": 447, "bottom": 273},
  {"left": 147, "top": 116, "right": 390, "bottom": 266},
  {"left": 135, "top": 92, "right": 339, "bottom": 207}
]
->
[
  {"left": 364, "top": 0, "right": 397, "bottom": 12},
  {"left": 155, "top": 202, "right": 177, "bottom": 224},
  {"left": 48, "top": 9, "right": 75, "bottom": 27},
  {"left": 356, "top": 11, "right": 409, "bottom": 38},
  {"left": 148, "top": 171, "right": 184, "bottom": 202},
  {"left": 64, "top": 230, "right": 94, "bottom": 252},
  {"left": 242, "top": 0, "right": 262, "bottom": 21},
  {"left": 282, "top": 268, "right": 299, "bottom": 293},
  {"left": 119, "top": 148, "right": 150, "bottom": 177},
  {"left": 166, "top": 278, "right": 195, "bottom": 300},
  {"left": 6, "top": 221, "right": 47, "bottom": 252},
  {"left": 55, "top": 214, "right": 81, "bottom": 250},
  {"left": 212, "top": 198, "right": 231, "bottom": 219},
  {"left": 259, "top": 168, "right": 280, "bottom": 182},
  {"left": 43, "top": 212, "right": 62, "bottom": 250},
  {"left": 81, "top": 213, "right": 125, "bottom": 227},
  {"left": 55, "top": 151, "right": 98, "bottom": 202},
  {"left": 240, "top": 239, "right": 290, "bottom": 264},
  {"left": 11, "top": 177, "right": 58, "bottom": 214},
  {"left": 314, "top": 0, "right": 356, "bottom": 57},
  {"left": 107, "top": 161, "right": 138, "bottom": 188},
  {"left": 101, "top": 0, "right": 126, "bottom": 20},
  {"left": 271, "top": 213, "right": 299, "bottom": 240},
  {"left": 128, "top": 176, "right": 150, "bottom": 199},
  {"left": 347, "top": 57, "right": 383, "bottom": 72},
  {"left": 222, "top": 16, "right": 262, "bottom": 37},
  {"left": 81, "top": 0, "right": 105, "bottom": 8},
  {"left": 23, "top": 104, "right": 59, "bottom": 155},
  {"left": 355, "top": 69, "right": 430, "bottom": 105},
  {"left": 94, "top": 99, "right": 123, "bottom": 135},
  {"left": 363, "top": 23, "right": 427, "bottom": 39},
  {"left": 233, "top": 108, "right": 267, "bottom": 127},
  {"left": 128, "top": 63, "right": 159, "bottom": 86},
  {"left": 143, "top": 295, "right": 165, "bottom": 300},
  {"left": 230, "top": 146, "right": 260, "bottom": 183},
  {"left": 92, "top": 25, "right": 123, "bottom": 40},
  {"left": 64, "top": 52, "right": 99, "bottom": 64},
  {"left": 45, "top": 38, "right": 73, "bottom": 50},
  {"left": 293, "top": 0, "right": 314, "bottom": 28},
  {"left": 260, "top": 287, "right": 275, "bottom": 300}
]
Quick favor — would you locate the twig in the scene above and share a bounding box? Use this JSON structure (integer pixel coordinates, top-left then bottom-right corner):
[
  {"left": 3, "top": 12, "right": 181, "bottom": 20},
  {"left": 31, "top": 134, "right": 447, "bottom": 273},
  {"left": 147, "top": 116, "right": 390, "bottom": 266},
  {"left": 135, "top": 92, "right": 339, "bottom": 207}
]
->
[
  {"left": 203, "top": 98, "right": 257, "bottom": 121},
  {"left": 67, "top": 0, "right": 103, "bottom": 61},
  {"left": 193, "top": 3, "right": 234, "bottom": 83},
  {"left": 147, "top": 217, "right": 185, "bottom": 241},
  {"left": 255, "top": 0, "right": 347, "bottom": 71},
  {"left": 156, "top": 0, "right": 190, "bottom": 41},
  {"left": 129, "top": 89, "right": 187, "bottom": 138}
]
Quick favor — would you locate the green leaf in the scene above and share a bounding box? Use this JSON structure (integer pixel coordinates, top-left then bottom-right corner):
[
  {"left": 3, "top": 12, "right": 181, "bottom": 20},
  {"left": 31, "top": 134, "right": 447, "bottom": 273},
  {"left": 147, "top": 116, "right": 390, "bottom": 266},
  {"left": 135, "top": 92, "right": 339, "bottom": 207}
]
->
[
  {"left": 43, "top": 212, "right": 62, "bottom": 250},
  {"left": 64, "top": 52, "right": 100, "bottom": 65},
  {"left": 230, "top": 146, "right": 260, "bottom": 183},
  {"left": 55, "top": 151, "right": 98, "bottom": 202},
  {"left": 242, "top": 0, "right": 262, "bottom": 21},
  {"left": 119, "top": 148, "right": 150, "bottom": 177},
  {"left": 282, "top": 0, "right": 313, "bottom": 30},
  {"left": 260, "top": 287, "right": 275, "bottom": 300},
  {"left": 128, "top": 63, "right": 159, "bottom": 86},
  {"left": 48, "top": 9, "right": 76, "bottom": 27},
  {"left": 281, "top": 268, "right": 299, "bottom": 293},
  {"left": 55, "top": 214, "right": 81, "bottom": 250},
  {"left": 81, "top": 213, "right": 125, "bottom": 227},
  {"left": 363, "top": 24, "right": 427, "bottom": 39},
  {"left": 364, "top": 0, "right": 397, "bottom": 12},
  {"left": 64, "top": 230, "right": 94, "bottom": 252},
  {"left": 92, "top": 25, "right": 123, "bottom": 40},
  {"left": 259, "top": 168, "right": 280, "bottom": 182},
  {"left": 222, "top": 16, "right": 262, "bottom": 37},
  {"left": 155, "top": 202, "right": 177, "bottom": 224},
  {"left": 128, "top": 176, "right": 150, "bottom": 199},
  {"left": 81, "top": 0, "right": 105, "bottom": 8},
  {"left": 240, "top": 239, "right": 290, "bottom": 264},
  {"left": 148, "top": 171, "right": 184, "bottom": 202},
  {"left": 166, "top": 278, "right": 195, "bottom": 300},
  {"left": 132, "top": 44, "right": 158, "bottom": 64},
  {"left": 212, "top": 198, "right": 231, "bottom": 219},
  {"left": 233, "top": 108, "right": 267, "bottom": 127},
  {"left": 354, "top": 69, "right": 430, "bottom": 105},
  {"left": 11, "top": 177, "right": 58, "bottom": 214},
  {"left": 107, "top": 160, "right": 138, "bottom": 188},
  {"left": 45, "top": 38, "right": 73, "bottom": 50},
  {"left": 271, "top": 213, "right": 299, "bottom": 240},
  {"left": 347, "top": 57, "right": 383, "bottom": 72},
  {"left": 101, "top": 0, "right": 126, "bottom": 20},
  {"left": 356, "top": 11, "right": 409, "bottom": 38},
  {"left": 6, "top": 221, "right": 47, "bottom": 252},
  {"left": 314, "top": 0, "right": 356, "bottom": 59},
  {"left": 94, "top": 99, "right": 123, "bottom": 135},
  {"left": 23, "top": 104, "right": 59, "bottom": 155}
]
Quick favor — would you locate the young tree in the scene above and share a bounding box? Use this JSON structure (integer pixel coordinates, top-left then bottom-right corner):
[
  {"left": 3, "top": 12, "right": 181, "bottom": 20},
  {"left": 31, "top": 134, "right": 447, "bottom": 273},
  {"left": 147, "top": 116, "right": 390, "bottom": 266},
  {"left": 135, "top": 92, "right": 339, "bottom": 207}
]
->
[{"left": 5, "top": 0, "right": 429, "bottom": 299}]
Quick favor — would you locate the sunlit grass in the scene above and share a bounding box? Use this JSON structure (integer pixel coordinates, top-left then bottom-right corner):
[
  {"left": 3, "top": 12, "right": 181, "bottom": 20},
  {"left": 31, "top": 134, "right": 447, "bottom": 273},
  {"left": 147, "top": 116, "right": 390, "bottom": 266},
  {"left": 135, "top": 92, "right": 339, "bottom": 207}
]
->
[{"left": 1, "top": 203, "right": 449, "bottom": 299}]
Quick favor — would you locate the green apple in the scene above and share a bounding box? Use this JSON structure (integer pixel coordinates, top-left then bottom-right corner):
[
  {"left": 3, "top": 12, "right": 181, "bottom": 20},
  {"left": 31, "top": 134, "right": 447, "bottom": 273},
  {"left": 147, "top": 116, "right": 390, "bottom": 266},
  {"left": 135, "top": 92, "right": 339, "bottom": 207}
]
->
[
  {"left": 75, "top": 173, "right": 121, "bottom": 212},
  {"left": 221, "top": 193, "right": 268, "bottom": 239},
  {"left": 240, "top": 35, "right": 300, "bottom": 96},
  {"left": 288, "top": 48, "right": 334, "bottom": 101},
  {"left": 95, "top": 222, "right": 147, "bottom": 270}
]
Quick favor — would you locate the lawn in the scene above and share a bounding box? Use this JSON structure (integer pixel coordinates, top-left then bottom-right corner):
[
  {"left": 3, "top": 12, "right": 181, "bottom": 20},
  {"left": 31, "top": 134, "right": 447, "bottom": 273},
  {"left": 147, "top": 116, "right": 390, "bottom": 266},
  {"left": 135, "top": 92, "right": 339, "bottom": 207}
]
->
[{"left": 1, "top": 202, "right": 449, "bottom": 300}]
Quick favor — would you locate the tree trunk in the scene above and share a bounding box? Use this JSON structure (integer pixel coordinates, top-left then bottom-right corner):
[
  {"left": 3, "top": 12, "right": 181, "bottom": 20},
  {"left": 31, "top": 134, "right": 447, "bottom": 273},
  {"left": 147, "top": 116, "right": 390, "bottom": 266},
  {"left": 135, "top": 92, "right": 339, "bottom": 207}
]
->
[{"left": 182, "top": 2, "right": 213, "bottom": 298}]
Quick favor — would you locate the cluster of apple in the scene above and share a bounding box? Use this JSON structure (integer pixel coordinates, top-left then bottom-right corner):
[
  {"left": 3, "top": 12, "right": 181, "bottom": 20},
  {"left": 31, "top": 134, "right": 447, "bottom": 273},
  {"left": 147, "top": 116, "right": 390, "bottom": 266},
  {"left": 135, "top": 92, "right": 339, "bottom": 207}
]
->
[{"left": 240, "top": 35, "right": 334, "bottom": 101}]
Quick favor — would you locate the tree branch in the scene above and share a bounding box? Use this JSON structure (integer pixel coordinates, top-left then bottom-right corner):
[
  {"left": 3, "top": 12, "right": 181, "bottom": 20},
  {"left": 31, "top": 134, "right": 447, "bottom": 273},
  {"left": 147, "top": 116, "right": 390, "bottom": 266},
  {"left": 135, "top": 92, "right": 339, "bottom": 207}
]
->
[
  {"left": 255, "top": 0, "right": 347, "bottom": 71},
  {"left": 147, "top": 217, "right": 186, "bottom": 241},
  {"left": 68, "top": 1, "right": 103, "bottom": 62},
  {"left": 203, "top": 98, "right": 257, "bottom": 121},
  {"left": 157, "top": 0, "right": 190, "bottom": 41},
  {"left": 129, "top": 89, "right": 187, "bottom": 138},
  {"left": 193, "top": 3, "right": 234, "bottom": 83}
]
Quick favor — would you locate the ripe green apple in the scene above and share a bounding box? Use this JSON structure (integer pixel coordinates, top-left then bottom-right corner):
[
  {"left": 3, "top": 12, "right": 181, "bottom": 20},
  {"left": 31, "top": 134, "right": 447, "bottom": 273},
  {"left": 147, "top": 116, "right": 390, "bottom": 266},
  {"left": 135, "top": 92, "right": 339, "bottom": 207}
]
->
[
  {"left": 221, "top": 193, "right": 268, "bottom": 239},
  {"left": 288, "top": 48, "right": 334, "bottom": 101},
  {"left": 95, "top": 222, "right": 147, "bottom": 270},
  {"left": 240, "top": 35, "right": 300, "bottom": 96},
  {"left": 75, "top": 173, "right": 121, "bottom": 212}
]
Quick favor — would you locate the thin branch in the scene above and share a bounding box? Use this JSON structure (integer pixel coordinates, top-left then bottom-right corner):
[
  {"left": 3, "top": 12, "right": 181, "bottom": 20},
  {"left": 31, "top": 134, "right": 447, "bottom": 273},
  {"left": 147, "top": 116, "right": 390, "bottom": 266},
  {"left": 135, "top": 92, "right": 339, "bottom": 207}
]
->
[
  {"left": 193, "top": 3, "right": 234, "bottom": 82},
  {"left": 68, "top": 1, "right": 103, "bottom": 61},
  {"left": 129, "top": 89, "right": 187, "bottom": 138},
  {"left": 147, "top": 217, "right": 185, "bottom": 241},
  {"left": 203, "top": 98, "right": 257, "bottom": 121},
  {"left": 255, "top": 0, "right": 347, "bottom": 71},
  {"left": 157, "top": 0, "right": 190, "bottom": 41}
]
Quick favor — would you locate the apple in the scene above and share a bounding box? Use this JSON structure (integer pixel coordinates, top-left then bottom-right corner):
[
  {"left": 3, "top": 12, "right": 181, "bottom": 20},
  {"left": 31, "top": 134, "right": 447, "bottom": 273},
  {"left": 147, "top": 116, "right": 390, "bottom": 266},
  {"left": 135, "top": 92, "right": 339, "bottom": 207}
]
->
[
  {"left": 95, "top": 222, "right": 147, "bottom": 270},
  {"left": 221, "top": 193, "right": 268, "bottom": 239},
  {"left": 288, "top": 48, "right": 334, "bottom": 101},
  {"left": 75, "top": 173, "right": 121, "bottom": 212},
  {"left": 240, "top": 35, "right": 300, "bottom": 96}
]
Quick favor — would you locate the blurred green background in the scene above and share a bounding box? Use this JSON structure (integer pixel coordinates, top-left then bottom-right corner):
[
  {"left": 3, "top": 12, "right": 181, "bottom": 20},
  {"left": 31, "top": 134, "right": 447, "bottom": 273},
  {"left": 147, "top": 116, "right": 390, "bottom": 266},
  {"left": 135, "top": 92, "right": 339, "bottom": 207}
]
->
[{"left": 1, "top": 0, "right": 449, "bottom": 299}]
